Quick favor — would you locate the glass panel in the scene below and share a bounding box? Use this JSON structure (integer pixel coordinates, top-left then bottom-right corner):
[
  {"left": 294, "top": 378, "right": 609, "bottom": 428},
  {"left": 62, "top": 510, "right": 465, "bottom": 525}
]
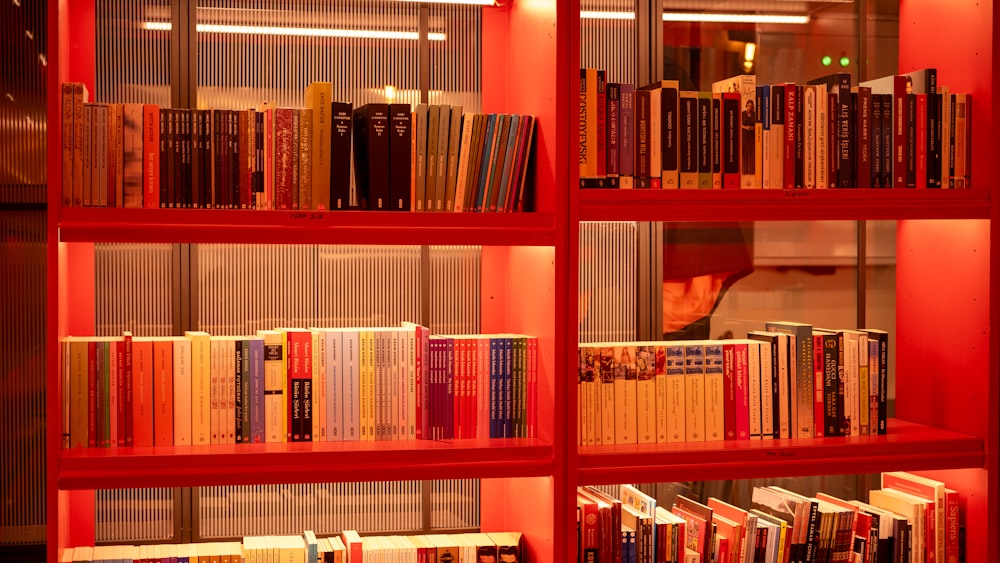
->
[{"left": 96, "top": 0, "right": 172, "bottom": 106}]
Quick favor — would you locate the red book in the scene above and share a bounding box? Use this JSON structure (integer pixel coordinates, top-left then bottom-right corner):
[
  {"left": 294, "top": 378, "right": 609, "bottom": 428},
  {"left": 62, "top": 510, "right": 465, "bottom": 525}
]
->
[
  {"left": 116, "top": 339, "right": 126, "bottom": 447},
  {"left": 123, "top": 332, "right": 134, "bottom": 446},
  {"left": 733, "top": 341, "right": 750, "bottom": 440},
  {"left": 722, "top": 343, "right": 737, "bottom": 441},
  {"left": 916, "top": 94, "right": 928, "bottom": 188},
  {"left": 87, "top": 341, "right": 97, "bottom": 448},
  {"left": 132, "top": 338, "right": 154, "bottom": 448},
  {"left": 944, "top": 488, "right": 960, "bottom": 563},
  {"left": 813, "top": 334, "right": 826, "bottom": 438},
  {"left": 143, "top": 104, "right": 159, "bottom": 208},
  {"left": 527, "top": 335, "right": 538, "bottom": 438},
  {"left": 596, "top": 70, "right": 607, "bottom": 178},
  {"left": 153, "top": 338, "right": 174, "bottom": 447},
  {"left": 783, "top": 83, "right": 797, "bottom": 189}
]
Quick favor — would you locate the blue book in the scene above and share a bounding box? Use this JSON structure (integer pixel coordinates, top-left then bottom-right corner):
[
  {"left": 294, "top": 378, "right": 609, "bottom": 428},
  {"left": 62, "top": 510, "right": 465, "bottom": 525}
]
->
[
  {"left": 474, "top": 114, "right": 498, "bottom": 211},
  {"left": 494, "top": 115, "right": 521, "bottom": 212}
]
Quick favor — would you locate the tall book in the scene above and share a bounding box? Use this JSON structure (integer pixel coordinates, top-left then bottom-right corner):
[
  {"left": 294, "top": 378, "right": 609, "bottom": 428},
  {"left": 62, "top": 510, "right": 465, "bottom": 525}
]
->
[
  {"left": 388, "top": 103, "right": 412, "bottom": 211},
  {"left": 443, "top": 105, "right": 464, "bottom": 211},
  {"left": 353, "top": 103, "right": 390, "bottom": 210},
  {"left": 330, "top": 101, "right": 353, "bottom": 209},
  {"left": 305, "top": 82, "right": 332, "bottom": 209}
]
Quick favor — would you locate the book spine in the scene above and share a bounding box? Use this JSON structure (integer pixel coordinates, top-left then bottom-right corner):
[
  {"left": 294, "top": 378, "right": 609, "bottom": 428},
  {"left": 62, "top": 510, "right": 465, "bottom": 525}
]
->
[
  {"left": 679, "top": 92, "right": 698, "bottom": 189},
  {"left": 607, "top": 83, "right": 620, "bottom": 177},
  {"left": 635, "top": 89, "right": 651, "bottom": 181},
  {"left": 892, "top": 76, "right": 907, "bottom": 187},
  {"left": 620, "top": 84, "right": 634, "bottom": 178},
  {"left": 661, "top": 82, "right": 679, "bottom": 188},
  {"left": 330, "top": 101, "right": 353, "bottom": 209},
  {"left": 274, "top": 108, "right": 295, "bottom": 209},
  {"left": 298, "top": 108, "right": 313, "bottom": 210},
  {"left": 697, "top": 92, "right": 712, "bottom": 189},
  {"left": 906, "top": 93, "right": 917, "bottom": 187},
  {"left": 389, "top": 103, "right": 413, "bottom": 211},
  {"left": 783, "top": 84, "right": 797, "bottom": 189}
]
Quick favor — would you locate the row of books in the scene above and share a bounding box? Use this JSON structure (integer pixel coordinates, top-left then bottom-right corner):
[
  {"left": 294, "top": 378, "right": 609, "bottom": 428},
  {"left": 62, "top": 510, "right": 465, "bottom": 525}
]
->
[
  {"left": 62, "top": 324, "right": 538, "bottom": 450},
  {"left": 577, "top": 322, "right": 889, "bottom": 446},
  {"left": 579, "top": 471, "right": 960, "bottom": 563},
  {"left": 63, "top": 530, "right": 524, "bottom": 563},
  {"left": 59, "top": 82, "right": 536, "bottom": 212},
  {"left": 578, "top": 67, "right": 971, "bottom": 190}
]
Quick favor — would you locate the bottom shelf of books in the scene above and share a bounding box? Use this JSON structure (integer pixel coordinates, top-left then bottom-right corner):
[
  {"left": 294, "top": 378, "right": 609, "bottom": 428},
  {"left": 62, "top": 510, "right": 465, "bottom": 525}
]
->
[{"left": 578, "top": 470, "right": 982, "bottom": 563}]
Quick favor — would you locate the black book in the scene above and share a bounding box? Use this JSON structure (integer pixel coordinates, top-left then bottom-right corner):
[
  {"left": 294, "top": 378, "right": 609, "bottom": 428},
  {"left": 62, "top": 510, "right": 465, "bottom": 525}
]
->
[
  {"left": 255, "top": 110, "right": 264, "bottom": 208},
  {"left": 856, "top": 87, "right": 873, "bottom": 189},
  {"left": 159, "top": 109, "right": 168, "bottom": 208},
  {"left": 353, "top": 103, "right": 390, "bottom": 210},
  {"left": 872, "top": 93, "right": 883, "bottom": 187},
  {"left": 388, "top": 103, "right": 412, "bottom": 211},
  {"left": 330, "top": 101, "right": 353, "bottom": 209}
]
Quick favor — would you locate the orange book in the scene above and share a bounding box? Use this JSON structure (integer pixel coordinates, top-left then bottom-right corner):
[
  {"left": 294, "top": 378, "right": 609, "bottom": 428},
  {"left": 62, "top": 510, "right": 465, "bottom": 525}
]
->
[
  {"left": 143, "top": 104, "right": 160, "bottom": 208},
  {"left": 152, "top": 337, "right": 174, "bottom": 446},
  {"left": 131, "top": 338, "right": 155, "bottom": 447}
]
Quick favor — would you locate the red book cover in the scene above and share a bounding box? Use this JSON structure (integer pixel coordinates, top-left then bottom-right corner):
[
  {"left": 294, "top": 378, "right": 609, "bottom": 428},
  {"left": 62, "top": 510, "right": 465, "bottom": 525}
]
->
[
  {"left": 132, "top": 339, "right": 154, "bottom": 448},
  {"left": 123, "top": 332, "right": 134, "bottom": 446},
  {"left": 733, "top": 341, "right": 750, "bottom": 441},
  {"left": 944, "top": 488, "right": 960, "bottom": 563},
  {"left": 915, "top": 94, "right": 928, "bottom": 188},
  {"left": 87, "top": 341, "right": 97, "bottom": 448},
  {"left": 143, "top": 104, "right": 159, "bottom": 208},
  {"left": 153, "top": 339, "right": 174, "bottom": 447},
  {"left": 596, "top": 70, "right": 607, "bottom": 177},
  {"left": 116, "top": 339, "right": 126, "bottom": 447},
  {"left": 813, "top": 334, "right": 826, "bottom": 438},
  {"left": 528, "top": 336, "right": 538, "bottom": 438},
  {"left": 783, "top": 83, "right": 797, "bottom": 189},
  {"left": 722, "top": 343, "right": 737, "bottom": 441}
]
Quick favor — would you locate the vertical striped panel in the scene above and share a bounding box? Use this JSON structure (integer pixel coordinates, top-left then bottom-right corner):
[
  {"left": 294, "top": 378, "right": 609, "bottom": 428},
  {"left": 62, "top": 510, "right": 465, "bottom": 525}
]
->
[
  {"left": 430, "top": 479, "right": 480, "bottom": 530},
  {"left": 95, "top": 0, "right": 171, "bottom": 105},
  {"left": 315, "top": 245, "right": 421, "bottom": 328},
  {"left": 579, "top": 222, "right": 638, "bottom": 343},
  {"left": 94, "top": 243, "right": 174, "bottom": 337},
  {"left": 93, "top": 243, "right": 175, "bottom": 542},
  {"left": 428, "top": 5, "right": 482, "bottom": 112},
  {"left": 429, "top": 246, "right": 481, "bottom": 334},
  {"left": 1, "top": 0, "right": 47, "bottom": 204},
  {"left": 196, "top": 2, "right": 421, "bottom": 110},
  {"left": 0, "top": 212, "right": 47, "bottom": 545},
  {"left": 580, "top": 0, "right": 637, "bottom": 86},
  {"left": 197, "top": 481, "right": 422, "bottom": 539},
  {"left": 196, "top": 244, "right": 316, "bottom": 334},
  {"left": 95, "top": 488, "right": 174, "bottom": 543}
]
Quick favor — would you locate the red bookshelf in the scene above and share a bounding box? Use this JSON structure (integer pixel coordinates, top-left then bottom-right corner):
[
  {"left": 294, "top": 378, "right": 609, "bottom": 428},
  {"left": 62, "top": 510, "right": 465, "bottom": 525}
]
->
[
  {"left": 43, "top": 0, "right": 999, "bottom": 561},
  {"left": 577, "top": 419, "right": 984, "bottom": 485},
  {"left": 46, "top": 2, "right": 570, "bottom": 563},
  {"left": 58, "top": 208, "right": 558, "bottom": 246},
  {"left": 57, "top": 439, "right": 555, "bottom": 490},
  {"left": 579, "top": 188, "right": 991, "bottom": 222}
]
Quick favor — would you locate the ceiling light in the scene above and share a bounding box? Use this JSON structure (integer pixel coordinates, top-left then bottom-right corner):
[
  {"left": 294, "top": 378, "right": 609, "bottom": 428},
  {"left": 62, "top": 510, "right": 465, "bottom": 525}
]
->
[
  {"left": 580, "top": 11, "right": 636, "bottom": 20},
  {"left": 662, "top": 12, "right": 810, "bottom": 24},
  {"left": 143, "top": 21, "right": 446, "bottom": 41}
]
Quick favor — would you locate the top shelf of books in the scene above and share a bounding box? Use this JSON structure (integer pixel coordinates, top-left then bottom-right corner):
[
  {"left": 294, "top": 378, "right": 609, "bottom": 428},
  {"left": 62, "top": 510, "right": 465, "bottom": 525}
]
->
[
  {"left": 57, "top": 208, "right": 557, "bottom": 246},
  {"left": 578, "top": 188, "right": 990, "bottom": 223}
]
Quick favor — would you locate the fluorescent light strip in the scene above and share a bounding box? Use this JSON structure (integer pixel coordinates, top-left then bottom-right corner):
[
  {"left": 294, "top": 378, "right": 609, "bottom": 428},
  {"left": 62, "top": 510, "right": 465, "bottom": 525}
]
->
[
  {"left": 580, "top": 11, "right": 636, "bottom": 20},
  {"left": 580, "top": 11, "right": 809, "bottom": 24},
  {"left": 394, "top": 0, "right": 495, "bottom": 4},
  {"left": 143, "top": 21, "right": 446, "bottom": 41},
  {"left": 662, "top": 12, "right": 810, "bottom": 24}
]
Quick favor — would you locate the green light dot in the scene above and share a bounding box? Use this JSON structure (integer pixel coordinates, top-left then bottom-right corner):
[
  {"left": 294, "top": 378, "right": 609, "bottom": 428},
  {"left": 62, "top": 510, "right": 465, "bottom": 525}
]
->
[
  {"left": 839, "top": 56, "right": 850, "bottom": 67},
  {"left": 821, "top": 55, "right": 832, "bottom": 66}
]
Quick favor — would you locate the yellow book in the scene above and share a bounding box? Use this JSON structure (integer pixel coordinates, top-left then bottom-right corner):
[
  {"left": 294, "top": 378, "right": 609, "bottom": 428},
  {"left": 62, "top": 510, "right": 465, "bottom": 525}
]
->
[{"left": 305, "top": 82, "right": 332, "bottom": 210}]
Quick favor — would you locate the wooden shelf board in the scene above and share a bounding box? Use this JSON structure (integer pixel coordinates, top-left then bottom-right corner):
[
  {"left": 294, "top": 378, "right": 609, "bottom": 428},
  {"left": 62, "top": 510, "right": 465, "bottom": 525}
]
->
[
  {"left": 578, "top": 188, "right": 991, "bottom": 222},
  {"left": 58, "top": 438, "right": 553, "bottom": 490},
  {"left": 58, "top": 208, "right": 557, "bottom": 246},
  {"left": 576, "top": 419, "right": 984, "bottom": 484}
]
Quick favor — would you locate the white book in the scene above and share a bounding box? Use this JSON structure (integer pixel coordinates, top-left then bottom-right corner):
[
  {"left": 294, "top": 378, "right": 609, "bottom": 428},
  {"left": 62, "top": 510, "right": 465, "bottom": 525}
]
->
[
  {"left": 614, "top": 343, "right": 638, "bottom": 444},
  {"left": 775, "top": 332, "right": 791, "bottom": 439},
  {"left": 635, "top": 344, "right": 657, "bottom": 444},
  {"left": 255, "top": 329, "right": 285, "bottom": 443},
  {"left": 746, "top": 339, "right": 762, "bottom": 440},
  {"left": 703, "top": 342, "right": 725, "bottom": 441},
  {"left": 654, "top": 344, "right": 669, "bottom": 443},
  {"left": 403, "top": 325, "right": 417, "bottom": 440},
  {"left": 683, "top": 343, "right": 705, "bottom": 442},
  {"left": 599, "top": 344, "right": 616, "bottom": 445},
  {"left": 841, "top": 329, "right": 862, "bottom": 437},
  {"left": 172, "top": 336, "right": 192, "bottom": 446},
  {"left": 870, "top": 488, "right": 927, "bottom": 563},
  {"left": 664, "top": 342, "right": 686, "bottom": 442}
]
